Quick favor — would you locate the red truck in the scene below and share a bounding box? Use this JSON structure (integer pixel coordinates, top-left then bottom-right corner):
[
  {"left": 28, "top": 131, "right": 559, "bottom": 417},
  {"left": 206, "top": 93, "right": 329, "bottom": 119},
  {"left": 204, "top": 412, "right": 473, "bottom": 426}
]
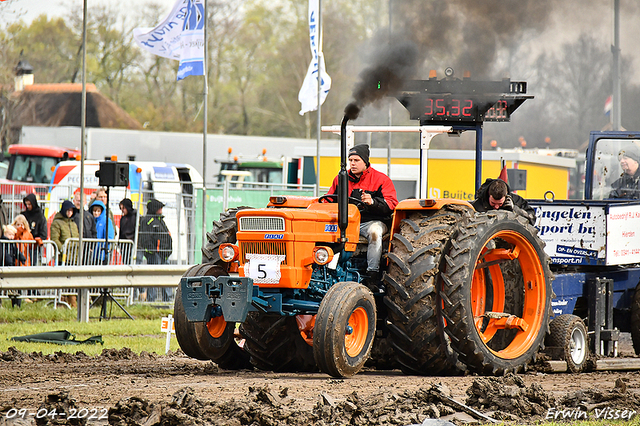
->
[{"left": 0, "top": 144, "right": 81, "bottom": 214}]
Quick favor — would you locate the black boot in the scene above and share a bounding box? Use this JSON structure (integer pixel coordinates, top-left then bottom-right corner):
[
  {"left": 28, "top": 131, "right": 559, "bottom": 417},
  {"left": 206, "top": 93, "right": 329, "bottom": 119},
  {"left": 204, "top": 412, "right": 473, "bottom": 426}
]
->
[{"left": 362, "top": 270, "right": 385, "bottom": 294}]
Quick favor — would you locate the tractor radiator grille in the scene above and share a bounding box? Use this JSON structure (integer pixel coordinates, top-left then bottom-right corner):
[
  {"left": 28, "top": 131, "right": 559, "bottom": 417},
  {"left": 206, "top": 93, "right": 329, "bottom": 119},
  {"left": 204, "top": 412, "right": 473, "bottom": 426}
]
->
[
  {"left": 239, "top": 216, "right": 285, "bottom": 232},
  {"left": 240, "top": 242, "right": 288, "bottom": 264}
]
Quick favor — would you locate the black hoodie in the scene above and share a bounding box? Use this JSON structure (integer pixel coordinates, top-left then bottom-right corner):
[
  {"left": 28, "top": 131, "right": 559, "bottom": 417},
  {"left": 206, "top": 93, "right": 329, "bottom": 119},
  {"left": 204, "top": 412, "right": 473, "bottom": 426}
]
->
[
  {"left": 119, "top": 198, "right": 137, "bottom": 240},
  {"left": 20, "top": 193, "right": 48, "bottom": 239}
]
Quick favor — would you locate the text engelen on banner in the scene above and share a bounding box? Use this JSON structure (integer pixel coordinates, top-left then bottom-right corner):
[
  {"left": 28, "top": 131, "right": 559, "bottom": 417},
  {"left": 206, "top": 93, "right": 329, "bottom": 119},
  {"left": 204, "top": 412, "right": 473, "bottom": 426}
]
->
[{"left": 533, "top": 204, "right": 606, "bottom": 265}]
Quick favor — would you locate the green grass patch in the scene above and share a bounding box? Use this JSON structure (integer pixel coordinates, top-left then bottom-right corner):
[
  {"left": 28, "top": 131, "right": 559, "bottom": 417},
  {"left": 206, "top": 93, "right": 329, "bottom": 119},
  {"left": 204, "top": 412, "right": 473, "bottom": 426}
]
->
[
  {"left": 537, "top": 419, "right": 640, "bottom": 426},
  {"left": 0, "top": 300, "right": 178, "bottom": 356}
]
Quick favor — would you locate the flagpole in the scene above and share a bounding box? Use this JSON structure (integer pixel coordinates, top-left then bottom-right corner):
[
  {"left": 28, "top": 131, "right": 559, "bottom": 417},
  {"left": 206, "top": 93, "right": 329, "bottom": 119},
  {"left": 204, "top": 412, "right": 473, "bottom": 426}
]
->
[
  {"left": 315, "top": 0, "right": 322, "bottom": 197},
  {"left": 78, "top": 0, "right": 88, "bottom": 323},
  {"left": 202, "top": 0, "right": 208, "bottom": 253}
]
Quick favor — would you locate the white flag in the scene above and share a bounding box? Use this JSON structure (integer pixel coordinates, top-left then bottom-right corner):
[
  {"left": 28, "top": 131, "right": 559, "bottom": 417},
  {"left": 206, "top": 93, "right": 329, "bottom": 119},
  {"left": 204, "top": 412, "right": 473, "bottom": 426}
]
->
[
  {"left": 133, "top": 0, "right": 205, "bottom": 81},
  {"left": 298, "top": 0, "right": 331, "bottom": 115}
]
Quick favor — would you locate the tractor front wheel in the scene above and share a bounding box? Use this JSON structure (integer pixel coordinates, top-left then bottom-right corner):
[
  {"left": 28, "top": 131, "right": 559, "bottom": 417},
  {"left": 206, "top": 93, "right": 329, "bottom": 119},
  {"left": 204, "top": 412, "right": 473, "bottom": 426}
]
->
[
  {"left": 174, "top": 264, "right": 211, "bottom": 360},
  {"left": 313, "top": 282, "right": 376, "bottom": 378},
  {"left": 174, "top": 263, "right": 250, "bottom": 370}
]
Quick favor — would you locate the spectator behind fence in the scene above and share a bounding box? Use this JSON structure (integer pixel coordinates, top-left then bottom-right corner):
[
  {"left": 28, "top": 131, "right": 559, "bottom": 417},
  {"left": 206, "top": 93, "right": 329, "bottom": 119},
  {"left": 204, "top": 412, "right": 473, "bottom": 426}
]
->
[
  {"left": 50, "top": 200, "right": 79, "bottom": 265},
  {"left": 72, "top": 189, "right": 97, "bottom": 239},
  {"left": 2, "top": 225, "right": 26, "bottom": 307},
  {"left": 139, "top": 199, "right": 172, "bottom": 302},
  {"left": 1, "top": 225, "right": 26, "bottom": 266},
  {"left": 90, "top": 200, "right": 114, "bottom": 264},
  {"left": 0, "top": 196, "right": 10, "bottom": 238},
  {"left": 21, "top": 194, "right": 47, "bottom": 241},
  {"left": 119, "top": 198, "right": 137, "bottom": 265},
  {"left": 95, "top": 187, "right": 117, "bottom": 237},
  {"left": 11, "top": 214, "right": 34, "bottom": 266}
]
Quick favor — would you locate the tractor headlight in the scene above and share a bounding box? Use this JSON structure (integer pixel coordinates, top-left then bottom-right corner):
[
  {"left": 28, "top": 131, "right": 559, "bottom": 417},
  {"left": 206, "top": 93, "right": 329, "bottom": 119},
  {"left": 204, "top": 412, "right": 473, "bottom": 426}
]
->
[
  {"left": 219, "top": 244, "right": 239, "bottom": 262},
  {"left": 313, "top": 246, "right": 334, "bottom": 265}
]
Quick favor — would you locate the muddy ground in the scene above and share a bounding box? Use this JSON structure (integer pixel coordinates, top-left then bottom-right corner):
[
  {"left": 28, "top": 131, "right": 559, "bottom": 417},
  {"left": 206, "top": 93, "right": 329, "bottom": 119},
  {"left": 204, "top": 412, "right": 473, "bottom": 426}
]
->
[{"left": 1, "top": 343, "right": 640, "bottom": 426}]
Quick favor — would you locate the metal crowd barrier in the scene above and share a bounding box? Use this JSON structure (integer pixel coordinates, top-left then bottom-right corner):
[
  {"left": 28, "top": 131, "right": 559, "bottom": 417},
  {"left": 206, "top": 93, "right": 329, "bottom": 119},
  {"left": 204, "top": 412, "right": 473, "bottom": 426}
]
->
[
  {"left": 0, "top": 239, "right": 59, "bottom": 305},
  {"left": 0, "top": 265, "right": 190, "bottom": 321},
  {"left": 60, "top": 238, "right": 135, "bottom": 266},
  {"left": 59, "top": 238, "right": 135, "bottom": 305}
]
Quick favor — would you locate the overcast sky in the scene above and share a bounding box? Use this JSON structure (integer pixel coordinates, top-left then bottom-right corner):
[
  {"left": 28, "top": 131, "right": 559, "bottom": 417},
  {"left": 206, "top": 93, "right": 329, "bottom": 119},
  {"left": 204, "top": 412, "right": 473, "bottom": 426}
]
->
[
  {"left": 2, "top": 0, "right": 640, "bottom": 85},
  {"left": 1, "top": 0, "right": 177, "bottom": 23}
]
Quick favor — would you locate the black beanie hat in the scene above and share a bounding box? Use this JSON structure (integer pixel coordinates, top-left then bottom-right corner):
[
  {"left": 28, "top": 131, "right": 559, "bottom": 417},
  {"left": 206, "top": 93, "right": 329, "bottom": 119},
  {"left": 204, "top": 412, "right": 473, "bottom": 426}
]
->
[
  {"left": 620, "top": 144, "right": 640, "bottom": 164},
  {"left": 348, "top": 144, "right": 370, "bottom": 166},
  {"left": 147, "top": 198, "right": 165, "bottom": 214}
]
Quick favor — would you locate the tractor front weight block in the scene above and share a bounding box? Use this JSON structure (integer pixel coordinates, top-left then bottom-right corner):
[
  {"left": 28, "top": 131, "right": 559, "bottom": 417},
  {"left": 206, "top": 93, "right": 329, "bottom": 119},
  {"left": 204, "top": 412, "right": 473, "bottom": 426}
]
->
[{"left": 180, "top": 275, "right": 254, "bottom": 323}]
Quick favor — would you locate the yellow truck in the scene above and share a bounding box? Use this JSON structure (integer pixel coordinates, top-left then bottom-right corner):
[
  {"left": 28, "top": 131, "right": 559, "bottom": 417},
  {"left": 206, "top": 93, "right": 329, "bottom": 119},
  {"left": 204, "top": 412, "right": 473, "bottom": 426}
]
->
[{"left": 295, "top": 145, "right": 577, "bottom": 201}]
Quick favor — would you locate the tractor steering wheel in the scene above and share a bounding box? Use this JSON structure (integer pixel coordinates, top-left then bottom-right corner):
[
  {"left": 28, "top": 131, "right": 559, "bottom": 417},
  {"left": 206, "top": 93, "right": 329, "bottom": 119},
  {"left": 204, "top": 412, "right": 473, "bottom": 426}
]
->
[{"left": 318, "top": 194, "right": 366, "bottom": 207}]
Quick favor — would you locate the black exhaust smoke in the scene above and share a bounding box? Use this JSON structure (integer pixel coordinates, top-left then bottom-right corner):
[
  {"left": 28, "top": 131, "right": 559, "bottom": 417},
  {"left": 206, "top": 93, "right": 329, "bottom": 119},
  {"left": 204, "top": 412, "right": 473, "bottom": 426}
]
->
[
  {"left": 339, "top": 35, "right": 421, "bottom": 243},
  {"left": 344, "top": 35, "right": 421, "bottom": 120}
]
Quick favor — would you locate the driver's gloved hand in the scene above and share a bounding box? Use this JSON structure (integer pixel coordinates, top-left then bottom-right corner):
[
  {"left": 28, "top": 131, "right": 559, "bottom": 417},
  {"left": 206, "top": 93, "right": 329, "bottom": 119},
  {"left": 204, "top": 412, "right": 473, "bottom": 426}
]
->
[
  {"left": 350, "top": 188, "right": 363, "bottom": 200},
  {"left": 502, "top": 195, "right": 514, "bottom": 211}
]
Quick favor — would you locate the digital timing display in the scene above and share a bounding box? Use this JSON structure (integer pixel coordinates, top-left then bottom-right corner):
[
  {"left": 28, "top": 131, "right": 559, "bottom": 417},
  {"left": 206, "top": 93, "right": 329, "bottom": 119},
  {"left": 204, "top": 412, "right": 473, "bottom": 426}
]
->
[
  {"left": 395, "top": 79, "right": 530, "bottom": 126},
  {"left": 422, "top": 97, "right": 475, "bottom": 120},
  {"left": 418, "top": 97, "right": 509, "bottom": 123}
]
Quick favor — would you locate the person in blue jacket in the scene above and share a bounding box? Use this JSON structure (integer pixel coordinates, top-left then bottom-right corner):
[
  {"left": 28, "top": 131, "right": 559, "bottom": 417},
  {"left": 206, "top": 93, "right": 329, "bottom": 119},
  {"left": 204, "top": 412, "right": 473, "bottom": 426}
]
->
[{"left": 89, "top": 200, "right": 114, "bottom": 264}]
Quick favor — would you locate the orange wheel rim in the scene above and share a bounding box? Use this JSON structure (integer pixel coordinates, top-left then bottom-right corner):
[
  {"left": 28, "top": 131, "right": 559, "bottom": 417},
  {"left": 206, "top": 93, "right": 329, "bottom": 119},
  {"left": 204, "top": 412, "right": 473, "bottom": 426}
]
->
[
  {"left": 206, "top": 315, "right": 226, "bottom": 339},
  {"left": 345, "top": 307, "right": 368, "bottom": 357},
  {"left": 471, "top": 248, "right": 505, "bottom": 342},
  {"left": 471, "top": 230, "right": 546, "bottom": 359}
]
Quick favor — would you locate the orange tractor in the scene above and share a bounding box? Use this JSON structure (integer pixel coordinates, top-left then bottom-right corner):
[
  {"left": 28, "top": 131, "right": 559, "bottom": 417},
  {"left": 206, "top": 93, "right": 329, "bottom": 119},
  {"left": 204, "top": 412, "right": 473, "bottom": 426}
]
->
[{"left": 175, "top": 75, "right": 553, "bottom": 377}]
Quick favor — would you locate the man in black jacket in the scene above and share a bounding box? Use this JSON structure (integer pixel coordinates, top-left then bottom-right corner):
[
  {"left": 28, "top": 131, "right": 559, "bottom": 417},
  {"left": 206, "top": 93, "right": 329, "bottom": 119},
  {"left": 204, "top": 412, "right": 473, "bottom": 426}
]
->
[
  {"left": 472, "top": 178, "right": 535, "bottom": 225},
  {"left": 72, "top": 189, "right": 97, "bottom": 239},
  {"left": 139, "top": 199, "right": 172, "bottom": 301},
  {"left": 119, "top": 198, "right": 137, "bottom": 241},
  {"left": 609, "top": 144, "right": 640, "bottom": 199},
  {"left": 21, "top": 193, "right": 47, "bottom": 240}
]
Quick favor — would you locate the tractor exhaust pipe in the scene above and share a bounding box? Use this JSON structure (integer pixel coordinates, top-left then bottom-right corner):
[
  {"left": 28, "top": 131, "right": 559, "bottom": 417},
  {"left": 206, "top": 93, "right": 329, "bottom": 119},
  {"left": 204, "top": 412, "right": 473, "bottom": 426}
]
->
[{"left": 338, "top": 115, "right": 349, "bottom": 243}]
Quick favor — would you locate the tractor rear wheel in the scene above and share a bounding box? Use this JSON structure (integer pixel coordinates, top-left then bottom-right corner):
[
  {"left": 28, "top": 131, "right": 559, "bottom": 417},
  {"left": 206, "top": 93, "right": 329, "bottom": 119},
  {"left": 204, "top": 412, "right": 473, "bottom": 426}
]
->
[
  {"left": 384, "top": 205, "right": 472, "bottom": 375},
  {"left": 630, "top": 282, "right": 640, "bottom": 355},
  {"left": 202, "top": 206, "right": 252, "bottom": 264},
  {"left": 546, "top": 314, "right": 589, "bottom": 373},
  {"left": 174, "top": 263, "right": 251, "bottom": 369},
  {"left": 313, "top": 282, "right": 376, "bottom": 378},
  {"left": 239, "top": 313, "right": 316, "bottom": 372},
  {"left": 439, "top": 210, "right": 553, "bottom": 375}
]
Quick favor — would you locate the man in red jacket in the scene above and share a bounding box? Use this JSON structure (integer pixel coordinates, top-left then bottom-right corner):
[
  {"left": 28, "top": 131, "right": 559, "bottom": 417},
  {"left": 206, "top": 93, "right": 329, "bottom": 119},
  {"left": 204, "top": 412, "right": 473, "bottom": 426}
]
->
[{"left": 327, "top": 144, "right": 398, "bottom": 286}]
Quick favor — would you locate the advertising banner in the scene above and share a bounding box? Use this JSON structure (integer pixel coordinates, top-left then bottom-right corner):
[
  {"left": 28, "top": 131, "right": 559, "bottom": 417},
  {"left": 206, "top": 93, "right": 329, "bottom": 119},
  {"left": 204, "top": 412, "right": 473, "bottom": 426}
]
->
[
  {"left": 532, "top": 203, "right": 606, "bottom": 265},
  {"left": 606, "top": 204, "right": 640, "bottom": 264}
]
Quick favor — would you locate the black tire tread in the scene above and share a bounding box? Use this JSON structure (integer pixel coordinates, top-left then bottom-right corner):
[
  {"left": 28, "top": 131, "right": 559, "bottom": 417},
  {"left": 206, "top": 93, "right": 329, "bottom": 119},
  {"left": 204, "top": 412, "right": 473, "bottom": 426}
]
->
[
  {"left": 630, "top": 283, "right": 640, "bottom": 355},
  {"left": 439, "top": 210, "right": 553, "bottom": 375},
  {"left": 313, "top": 282, "right": 376, "bottom": 377},
  {"left": 239, "top": 313, "right": 316, "bottom": 372},
  {"left": 202, "top": 206, "right": 252, "bottom": 263},
  {"left": 174, "top": 264, "right": 212, "bottom": 360},
  {"left": 547, "top": 314, "right": 589, "bottom": 373},
  {"left": 384, "top": 205, "right": 472, "bottom": 375},
  {"left": 175, "top": 263, "right": 251, "bottom": 369}
]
